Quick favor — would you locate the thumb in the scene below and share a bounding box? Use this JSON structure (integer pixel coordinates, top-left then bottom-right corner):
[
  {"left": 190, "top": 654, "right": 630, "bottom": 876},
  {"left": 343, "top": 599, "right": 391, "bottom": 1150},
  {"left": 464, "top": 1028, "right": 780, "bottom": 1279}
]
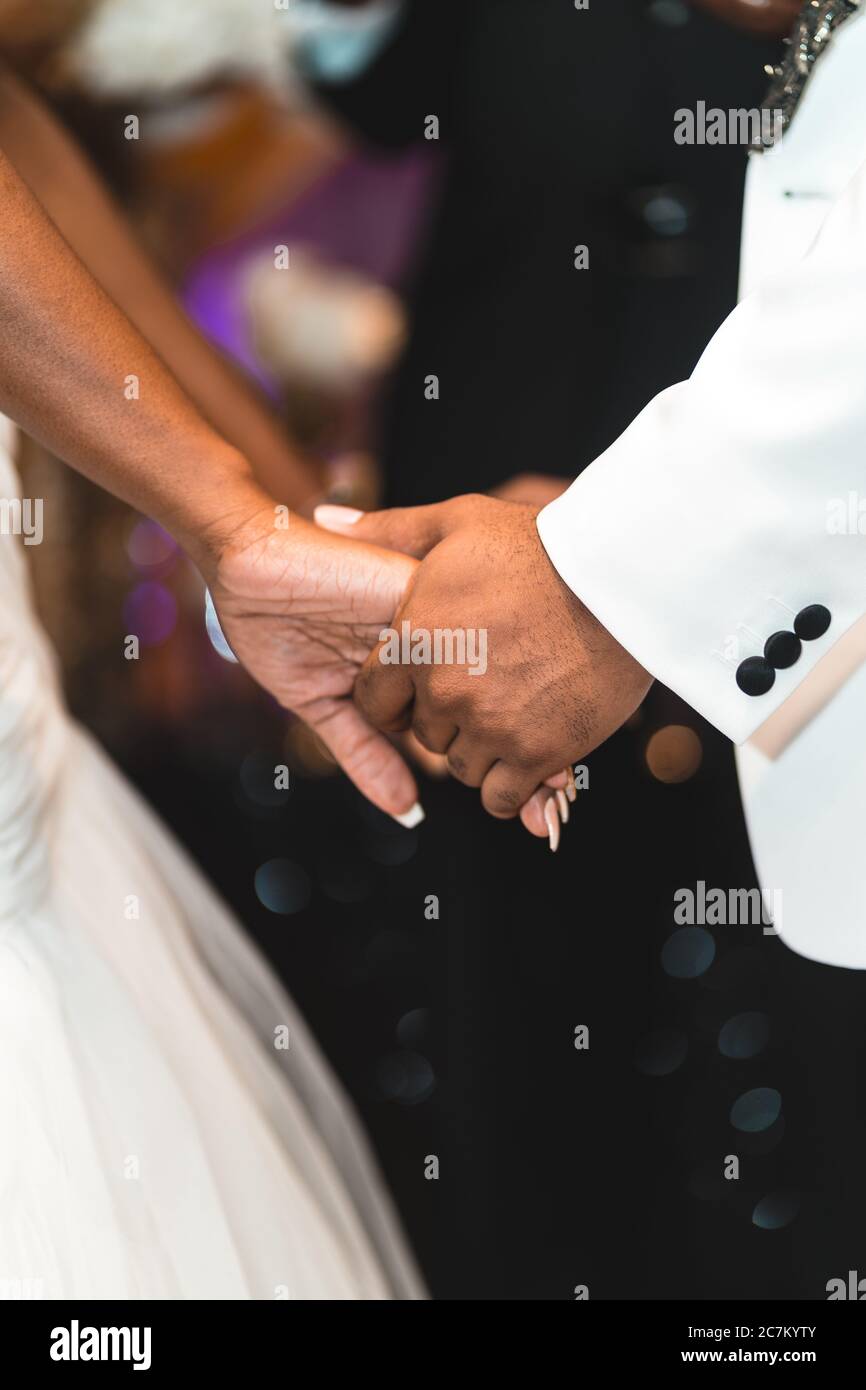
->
[
  {"left": 315, "top": 501, "right": 451, "bottom": 559},
  {"left": 305, "top": 695, "right": 424, "bottom": 828}
]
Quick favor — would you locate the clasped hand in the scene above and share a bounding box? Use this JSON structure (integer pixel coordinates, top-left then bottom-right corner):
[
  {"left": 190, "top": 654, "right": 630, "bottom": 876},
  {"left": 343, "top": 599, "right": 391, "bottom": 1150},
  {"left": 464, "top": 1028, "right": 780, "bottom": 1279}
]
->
[
  {"left": 315, "top": 494, "right": 651, "bottom": 837},
  {"left": 204, "top": 491, "right": 649, "bottom": 842}
]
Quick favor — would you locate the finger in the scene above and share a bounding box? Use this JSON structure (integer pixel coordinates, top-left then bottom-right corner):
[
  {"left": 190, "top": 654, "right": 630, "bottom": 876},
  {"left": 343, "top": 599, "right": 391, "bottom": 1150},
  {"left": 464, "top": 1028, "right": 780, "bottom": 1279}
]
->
[
  {"left": 306, "top": 696, "right": 423, "bottom": 825},
  {"left": 410, "top": 708, "right": 458, "bottom": 756},
  {"left": 520, "top": 788, "right": 554, "bottom": 837},
  {"left": 520, "top": 767, "right": 572, "bottom": 836},
  {"left": 489, "top": 474, "right": 570, "bottom": 507},
  {"left": 354, "top": 642, "right": 416, "bottom": 733},
  {"left": 480, "top": 759, "right": 546, "bottom": 820},
  {"left": 544, "top": 770, "right": 569, "bottom": 791},
  {"left": 517, "top": 789, "right": 563, "bottom": 851},
  {"left": 397, "top": 730, "right": 449, "bottom": 779},
  {"left": 544, "top": 796, "right": 562, "bottom": 852},
  {"left": 314, "top": 501, "right": 453, "bottom": 559},
  {"left": 441, "top": 731, "right": 497, "bottom": 788}
]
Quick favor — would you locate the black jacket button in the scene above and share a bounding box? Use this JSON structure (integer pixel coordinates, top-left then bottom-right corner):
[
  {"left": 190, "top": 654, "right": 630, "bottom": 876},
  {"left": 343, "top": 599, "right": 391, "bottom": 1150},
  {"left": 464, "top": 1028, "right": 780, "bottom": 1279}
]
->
[
  {"left": 794, "top": 604, "right": 831, "bottom": 641},
  {"left": 736, "top": 655, "right": 776, "bottom": 696},
  {"left": 764, "top": 630, "right": 801, "bottom": 669}
]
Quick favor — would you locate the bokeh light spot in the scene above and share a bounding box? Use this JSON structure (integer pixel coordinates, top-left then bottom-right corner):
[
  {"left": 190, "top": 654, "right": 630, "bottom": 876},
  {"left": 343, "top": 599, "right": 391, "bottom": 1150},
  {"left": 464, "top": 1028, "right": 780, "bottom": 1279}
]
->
[
  {"left": 730, "top": 1086, "right": 782, "bottom": 1133},
  {"left": 375, "top": 1050, "right": 435, "bottom": 1106},
  {"left": 634, "top": 1027, "right": 689, "bottom": 1076},
  {"left": 718, "top": 1011, "right": 770, "bottom": 1060},
  {"left": 661, "top": 926, "right": 716, "bottom": 979},
  {"left": 127, "top": 518, "right": 177, "bottom": 571},
  {"left": 396, "top": 1008, "right": 431, "bottom": 1048},
  {"left": 254, "top": 859, "right": 311, "bottom": 915},
  {"left": 752, "top": 1191, "right": 801, "bottom": 1231},
  {"left": 239, "top": 753, "right": 292, "bottom": 809},
  {"left": 123, "top": 581, "right": 177, "bottom": 647},
  {"left": 646, "top": 724, "right": 703, "bottom": 783}
]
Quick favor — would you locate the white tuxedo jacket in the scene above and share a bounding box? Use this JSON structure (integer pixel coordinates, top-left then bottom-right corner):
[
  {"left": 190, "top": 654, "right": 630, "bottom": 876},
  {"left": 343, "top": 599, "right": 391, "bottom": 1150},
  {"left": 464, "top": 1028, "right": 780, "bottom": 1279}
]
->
[{"left": 538, "top": 7, "right": 866, "bottom": 969}]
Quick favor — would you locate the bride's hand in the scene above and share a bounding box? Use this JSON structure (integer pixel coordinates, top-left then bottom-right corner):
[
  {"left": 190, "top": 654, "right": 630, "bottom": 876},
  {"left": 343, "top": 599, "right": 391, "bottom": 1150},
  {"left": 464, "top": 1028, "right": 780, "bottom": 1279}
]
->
[
  {"left": 519, "top": 769, "right": 575, "bottom": 851},
  {"left": 200, "top": 501, "right": 424, "bottom": 824}
]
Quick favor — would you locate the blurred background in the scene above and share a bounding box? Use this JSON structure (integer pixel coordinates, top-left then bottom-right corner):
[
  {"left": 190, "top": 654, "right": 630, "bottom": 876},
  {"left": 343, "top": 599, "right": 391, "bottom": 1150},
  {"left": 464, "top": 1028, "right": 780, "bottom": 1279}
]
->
[{"left": 4, "top": 0, "right": 864, "bottom": 1300}]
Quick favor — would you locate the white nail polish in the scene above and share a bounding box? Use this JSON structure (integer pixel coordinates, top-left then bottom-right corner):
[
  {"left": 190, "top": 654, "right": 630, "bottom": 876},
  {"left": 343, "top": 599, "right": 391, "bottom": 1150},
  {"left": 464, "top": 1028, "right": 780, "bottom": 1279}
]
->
[
  {"left": 556, "top": 789, "right": 569, "bottom": 824},
  {"left": 544, "top": 798, "right": 560, "bottom": 853},
  {"left": 393, "top": 802, "right": 425, "bottom": 829}
]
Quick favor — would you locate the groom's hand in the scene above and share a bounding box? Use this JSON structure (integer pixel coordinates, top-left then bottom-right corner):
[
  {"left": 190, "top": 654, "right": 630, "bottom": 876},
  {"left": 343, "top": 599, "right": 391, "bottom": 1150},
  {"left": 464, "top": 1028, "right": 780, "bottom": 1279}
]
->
[{"left": 315, "top": 495, "right": 652, "bottom": 817}]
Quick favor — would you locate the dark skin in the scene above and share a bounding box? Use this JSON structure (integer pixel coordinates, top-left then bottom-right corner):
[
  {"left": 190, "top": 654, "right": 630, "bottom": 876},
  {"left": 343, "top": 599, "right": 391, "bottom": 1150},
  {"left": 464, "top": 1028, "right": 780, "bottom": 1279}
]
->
[{"left": 316, "top": 496, "right": 652, "bottom": 821}]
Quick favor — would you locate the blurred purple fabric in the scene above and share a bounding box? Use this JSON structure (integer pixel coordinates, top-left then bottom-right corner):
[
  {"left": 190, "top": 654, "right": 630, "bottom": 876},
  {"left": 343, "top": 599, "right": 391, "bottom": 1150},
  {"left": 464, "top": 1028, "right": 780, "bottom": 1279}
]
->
[{"left": 183, "top": 148, "right": 438, "bottom": 397}]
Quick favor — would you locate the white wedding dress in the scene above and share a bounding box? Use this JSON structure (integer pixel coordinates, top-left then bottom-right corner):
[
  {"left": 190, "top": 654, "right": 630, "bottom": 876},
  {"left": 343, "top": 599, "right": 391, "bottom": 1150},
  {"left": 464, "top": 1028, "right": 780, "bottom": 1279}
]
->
[{"left": 0, "top": 418, "right": 423, "bottom": 1300}]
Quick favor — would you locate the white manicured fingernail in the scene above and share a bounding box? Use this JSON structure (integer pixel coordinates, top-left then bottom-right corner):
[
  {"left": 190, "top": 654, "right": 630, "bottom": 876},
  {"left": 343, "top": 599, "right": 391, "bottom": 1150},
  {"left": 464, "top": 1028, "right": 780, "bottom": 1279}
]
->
[
  {"left": 393, "top": 802, "right": 425, "bottom": 829},
  {"left": 556, "top": 789, "right": 569, "bottom": 824},
  {"left": 204, "top": 588, "right": 239, "bottom": 663},
  {"left": 544, "top": 798, "right": 560, "bottom": 853},
  {"left": 315, "top": 504, "right": 364, "bottom": 527}
]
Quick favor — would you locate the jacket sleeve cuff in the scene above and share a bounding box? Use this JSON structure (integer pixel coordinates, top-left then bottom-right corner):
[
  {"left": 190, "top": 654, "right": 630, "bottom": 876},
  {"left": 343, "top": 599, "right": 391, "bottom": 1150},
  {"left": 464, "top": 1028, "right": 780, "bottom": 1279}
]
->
[{"left": 536, "top": 384, "right": 864, "bottom": 746}]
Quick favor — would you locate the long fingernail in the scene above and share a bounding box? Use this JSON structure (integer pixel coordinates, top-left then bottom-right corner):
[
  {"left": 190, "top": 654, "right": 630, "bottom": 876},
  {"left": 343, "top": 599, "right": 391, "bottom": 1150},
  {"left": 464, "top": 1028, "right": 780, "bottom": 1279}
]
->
[
  {"left": 314, "top": 504, "right": 364, "bottom": 527},
  {"left": 556, "top": 789, "right": 569, "bottom": 824},
  {"left": 544, "top": 798, "right": 560, "bottom": 853},
  {"left": 393, "top": 801, "right": 425, "bottom": 829},
  {"left": 565, "top": 767, "right": 577, "bottom": 803},
  {"left": 545, "top": 770, "right": 569, "bottom": 790}
]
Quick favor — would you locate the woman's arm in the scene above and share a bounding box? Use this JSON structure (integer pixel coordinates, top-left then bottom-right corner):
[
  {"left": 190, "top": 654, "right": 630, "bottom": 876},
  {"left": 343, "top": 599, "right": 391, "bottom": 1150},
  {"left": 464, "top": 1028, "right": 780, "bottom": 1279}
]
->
[
  {"left": 0, "top": 68, "right": 322, "bottom": 509},
  {"left": 0, "top": 144, "right": 272, "bottom": 563},
  {"left": 0, "top": 144, "right": 420, "bottom": 819}
]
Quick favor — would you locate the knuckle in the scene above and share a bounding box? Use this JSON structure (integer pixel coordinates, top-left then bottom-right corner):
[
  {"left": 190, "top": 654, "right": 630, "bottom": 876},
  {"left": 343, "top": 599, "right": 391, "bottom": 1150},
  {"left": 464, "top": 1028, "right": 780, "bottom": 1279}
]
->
[
  {"left": 448, "top": 492, "right": 485, "bottom": 524},
  {"left": 412, "top": 716, "right": 444, "bottom": 753},
  {"left": 354, "top": 669, "right": 410, "bottom": 733},
  {"left": 384, "top": 711, "right": 413, "bottom": 734},
  {"left": 482, "top": 782, "right": 523, "bottom": 817},
  {"left": 446, "top": 751, "right": 474, "bottom": 785}
]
